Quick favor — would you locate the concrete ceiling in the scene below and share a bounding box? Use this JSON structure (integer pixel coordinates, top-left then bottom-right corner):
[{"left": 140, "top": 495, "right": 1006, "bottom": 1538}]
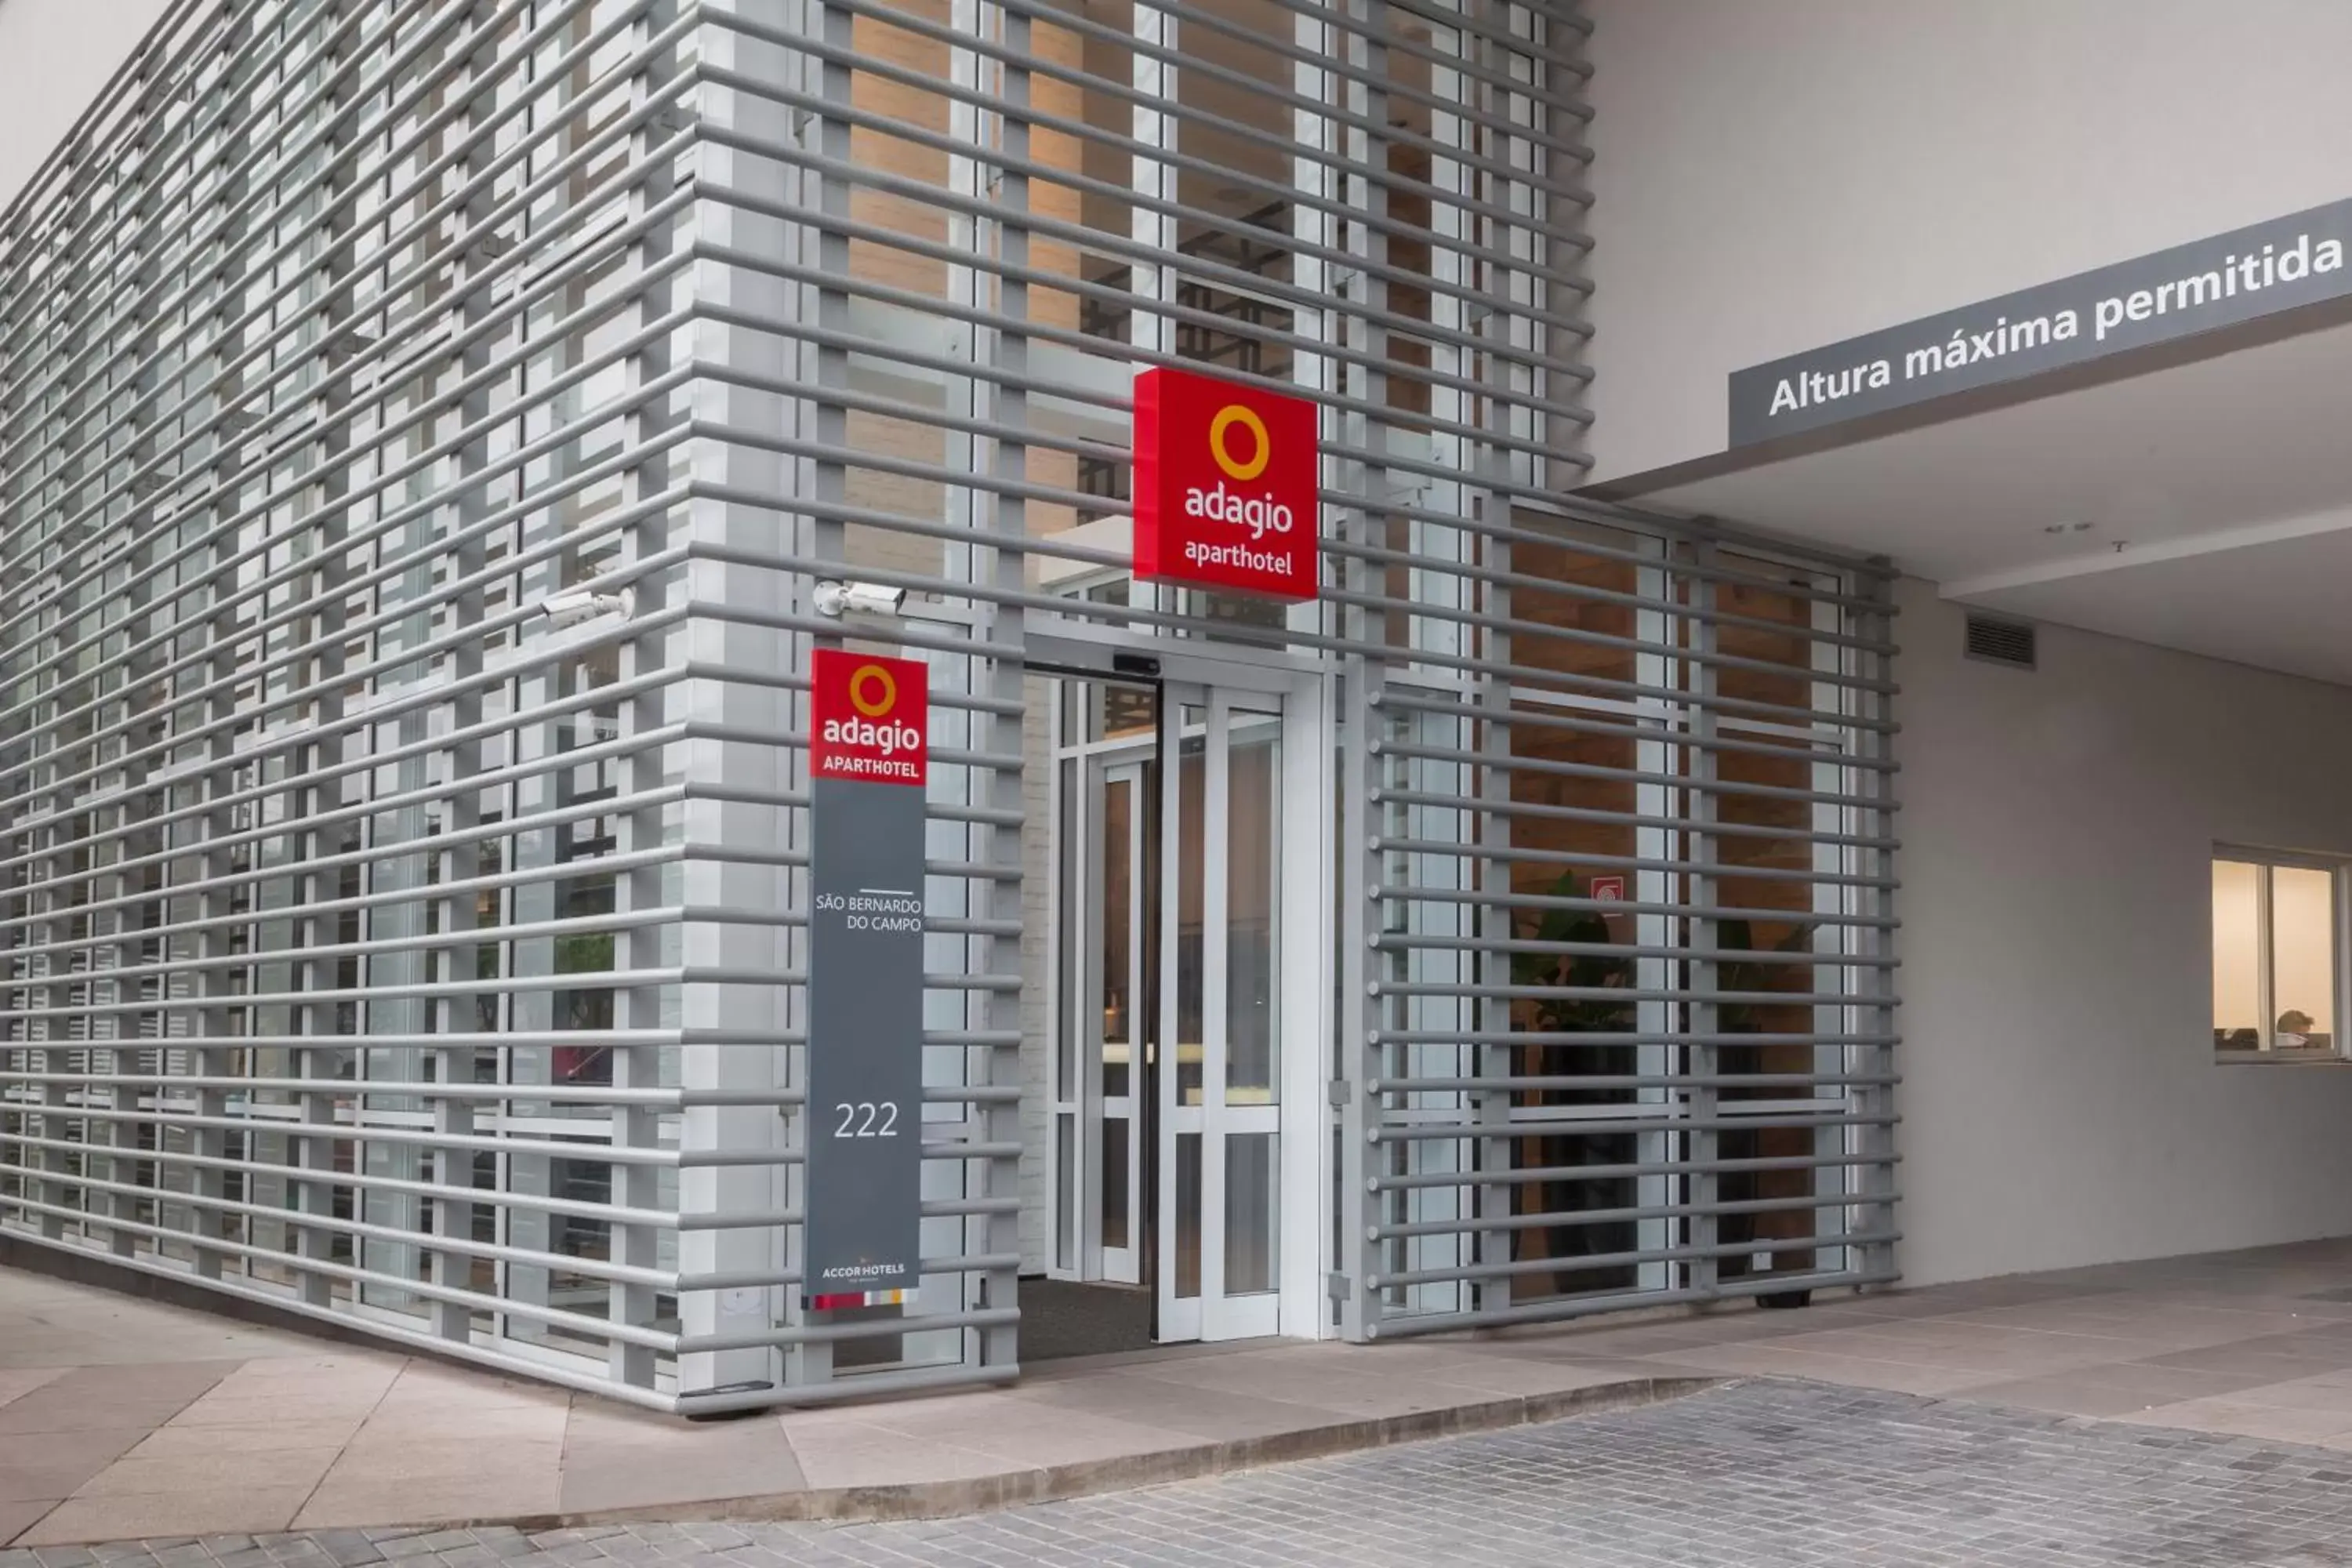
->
[
  {"left": 1954, "top": 524, "right": 2352, "bottom": 687},
  {"left": 1606, "top": 318, "right": 2352, "bottom": 688}
]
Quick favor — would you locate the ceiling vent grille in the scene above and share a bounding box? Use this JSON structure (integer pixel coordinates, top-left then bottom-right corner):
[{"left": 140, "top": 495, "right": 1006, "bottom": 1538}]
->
[{"left": 1964, "top": 614, "right": 2036, "bottom": 670}]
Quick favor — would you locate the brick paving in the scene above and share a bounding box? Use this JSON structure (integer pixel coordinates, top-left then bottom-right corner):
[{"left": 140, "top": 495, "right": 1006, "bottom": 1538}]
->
[{"left": 17, "top": 1381, "right": 2352, "bottom": 1566}]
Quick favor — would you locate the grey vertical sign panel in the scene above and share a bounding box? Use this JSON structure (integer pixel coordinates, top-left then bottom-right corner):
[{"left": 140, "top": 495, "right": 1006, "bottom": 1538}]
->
[
  {"left": 1729, "top": 196, "right": 2352, "bottom": 448},
  {"left": 804, "top": 775, "right": 927, "bottom": 1298}
]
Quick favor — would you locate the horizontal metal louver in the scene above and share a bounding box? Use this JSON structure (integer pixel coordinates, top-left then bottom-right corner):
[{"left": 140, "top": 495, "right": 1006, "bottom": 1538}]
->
[{"left": 0, "top": 0, "right": 1900, "bottom": 1413}]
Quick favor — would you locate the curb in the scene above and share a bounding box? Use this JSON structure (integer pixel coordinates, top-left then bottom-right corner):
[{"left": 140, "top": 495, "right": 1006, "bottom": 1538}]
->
[{"left": 564, "top": 1374, "right": 1726, "bottom": 1530}]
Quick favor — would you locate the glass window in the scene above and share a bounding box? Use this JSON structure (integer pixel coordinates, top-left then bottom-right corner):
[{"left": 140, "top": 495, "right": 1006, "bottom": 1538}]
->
[
  {"left": 2212, "top": 859, "right": 2261, "bottom": 1051},
  {"left": 2213, "top": 854, "right": 2339, "bottom": 1058}
]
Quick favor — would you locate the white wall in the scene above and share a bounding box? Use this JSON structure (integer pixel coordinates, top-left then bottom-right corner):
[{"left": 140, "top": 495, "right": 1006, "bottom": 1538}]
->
[
  {"left": 1584, "top": 0, "right": 2352, "bottom": 484},
  {"left": 0, "top": 0, "right": 175, "bottom": 212},
  {"left": 1897, "top": 579, "right": 2352, "bottom": 1285}
]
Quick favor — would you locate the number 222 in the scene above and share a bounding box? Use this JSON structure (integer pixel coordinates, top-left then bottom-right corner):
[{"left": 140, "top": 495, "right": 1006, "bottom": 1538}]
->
[{"left": 833, "top": 1102, "right": 900, "bottom": 1138}]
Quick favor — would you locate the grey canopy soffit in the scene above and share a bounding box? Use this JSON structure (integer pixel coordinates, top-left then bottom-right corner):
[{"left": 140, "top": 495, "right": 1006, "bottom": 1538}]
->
[{"left": 1726, "top": 196, "right": 2352, "bottom": 449}]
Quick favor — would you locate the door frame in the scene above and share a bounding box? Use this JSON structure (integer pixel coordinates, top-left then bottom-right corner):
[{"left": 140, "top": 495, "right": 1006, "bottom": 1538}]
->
[
  {"left": 1093, "top": 753, "right": 1149, "bottom": 1287},
  {"left": 1042, "top": 681, "right": 1157, "bottom": 1290},
  {"left": 1033, "top": 625, "right": 1334, "bottom": 1343}
]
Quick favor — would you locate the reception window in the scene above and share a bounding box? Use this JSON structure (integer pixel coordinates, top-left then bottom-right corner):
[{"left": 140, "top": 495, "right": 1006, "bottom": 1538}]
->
[{"left": 2212, "top": 851, "right": 2343, "bottom": 1058}]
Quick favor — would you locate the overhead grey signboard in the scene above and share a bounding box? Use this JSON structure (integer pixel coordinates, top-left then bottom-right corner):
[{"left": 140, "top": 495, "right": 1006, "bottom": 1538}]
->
[
  {"left": 1728, "top": 197, "right": 2352, "bottom": 448},
  {"left": 803, "top": 649, "right": 930, "bottom": 1306}
]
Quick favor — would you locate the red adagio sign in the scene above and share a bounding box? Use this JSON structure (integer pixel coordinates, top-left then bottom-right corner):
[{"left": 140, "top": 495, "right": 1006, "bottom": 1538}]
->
[
  {"left": 1132, "top": 367, "right": 1319, "bottom": 601},
  {"left": 811, "top": 649, "right": 928, "bottom": 787}
]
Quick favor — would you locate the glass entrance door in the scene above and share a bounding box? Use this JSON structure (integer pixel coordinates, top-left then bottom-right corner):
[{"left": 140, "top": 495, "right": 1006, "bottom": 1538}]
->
[
  {"left": 1048, "top": 670, "right": 1294, "bottom": 1345},
  {"left": 1156, "top": 687, "right": 1283, "bottom": 1342}
]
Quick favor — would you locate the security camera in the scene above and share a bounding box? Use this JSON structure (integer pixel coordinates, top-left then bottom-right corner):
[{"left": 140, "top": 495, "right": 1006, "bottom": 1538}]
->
[
  {"left": 537, "top": 587, "right": 635, "bottom": 629},
  {"left": 814, "top": 579, "right": 907, "bottom": 618}
]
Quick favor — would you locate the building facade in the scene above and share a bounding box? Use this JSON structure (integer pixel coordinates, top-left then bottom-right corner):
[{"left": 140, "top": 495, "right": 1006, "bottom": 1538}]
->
[
  {"left": 1580, "top": 0, "right": 2352, "bottom": 1293},
  {"left": 9, "top": 0, "right": 2333, "bottom": 1419}
]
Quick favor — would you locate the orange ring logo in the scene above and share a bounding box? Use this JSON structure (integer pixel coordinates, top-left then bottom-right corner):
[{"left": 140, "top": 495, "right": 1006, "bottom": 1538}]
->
[
  {"left": 1209, "top": 405, "right": 1271, "bottom": 482},
  {"left": 848, "top": 664, "right": 898, "bottom": 717}
]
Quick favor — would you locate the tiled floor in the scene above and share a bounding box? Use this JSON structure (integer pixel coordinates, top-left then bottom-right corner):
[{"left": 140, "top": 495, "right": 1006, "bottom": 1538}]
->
[{"left": 15, "top": 1238, "right": 2352, "bottom": 1544}]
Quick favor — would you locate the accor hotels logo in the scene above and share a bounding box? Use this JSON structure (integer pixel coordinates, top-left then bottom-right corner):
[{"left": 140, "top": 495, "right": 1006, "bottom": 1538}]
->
[
  {"left": 811, "top": 648, "right": 927, "bottom": 786},
  {"left": 1133, "top": 367, "right": 1319, "bottom": 602}
]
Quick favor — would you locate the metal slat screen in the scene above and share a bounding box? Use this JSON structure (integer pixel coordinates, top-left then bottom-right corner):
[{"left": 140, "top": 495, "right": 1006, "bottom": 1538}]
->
[
  {"left": 688, "top": 0, "right": 1900, "bottom": 1359},
  {"left": 1350, "top": 531, "right": 1900, "bottom": 1337},
  {"left": 0, "top": 0, "right": 1898, "bottom": 1411},
  {"left": 0, "top": 0, "right": 700, "bottom": 1406}
]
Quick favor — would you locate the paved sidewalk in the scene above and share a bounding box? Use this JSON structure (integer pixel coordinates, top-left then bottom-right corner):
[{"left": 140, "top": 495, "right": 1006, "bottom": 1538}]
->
[
  {"left": 17, "top": 1381, "right": 2352, "bottom": 1567},
  {"left": 16, "top": 1237, "right": 2352, "bottom": 1544},
  {"left": 0, "top": 1266, "right": 1701, "bottom": 1545}
]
